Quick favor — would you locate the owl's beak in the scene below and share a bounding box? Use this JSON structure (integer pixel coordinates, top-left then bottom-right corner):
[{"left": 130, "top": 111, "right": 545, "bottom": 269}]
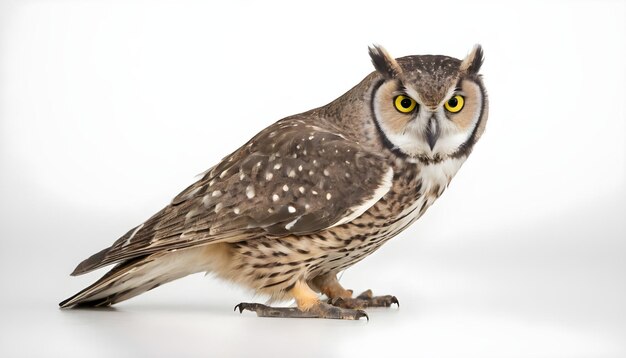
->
[{"left": 425, "top": 116, "right": 440, "bottom": 150}]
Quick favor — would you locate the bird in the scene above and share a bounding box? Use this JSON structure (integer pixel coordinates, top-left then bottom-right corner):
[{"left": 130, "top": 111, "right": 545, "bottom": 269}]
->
[{"left": 59, "top": 44, "right": 489, "bottom": 320}]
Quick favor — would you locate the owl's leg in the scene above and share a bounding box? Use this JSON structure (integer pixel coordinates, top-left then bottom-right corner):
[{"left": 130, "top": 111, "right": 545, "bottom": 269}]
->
[
  {"left": 312, "top": 273, "right": 399, "bottom": 309},
  {"left": 234, "top": 281, "right": 367, "bottom": 320}
]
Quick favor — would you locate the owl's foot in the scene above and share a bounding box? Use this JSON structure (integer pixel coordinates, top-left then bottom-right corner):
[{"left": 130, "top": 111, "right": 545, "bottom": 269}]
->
[
  {"left": 327, "top": 289, "right": 399, "bottom": 309},
  {"left": 234, "top": 302, "right": 368, "bottom": 320}
]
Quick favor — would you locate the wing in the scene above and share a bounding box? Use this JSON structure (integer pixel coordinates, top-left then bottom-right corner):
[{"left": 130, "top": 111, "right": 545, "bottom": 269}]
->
[{"left": 72, "top": 118, "right": 393, "bottom": 275}]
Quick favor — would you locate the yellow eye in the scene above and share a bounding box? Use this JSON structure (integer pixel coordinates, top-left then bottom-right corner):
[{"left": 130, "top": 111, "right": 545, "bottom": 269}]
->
[
  {"left": 444, "top": 95, "right": 465, "bottom": 113},
  {"left": 394, "top": 95, "right": 417, "bottom": 114}
]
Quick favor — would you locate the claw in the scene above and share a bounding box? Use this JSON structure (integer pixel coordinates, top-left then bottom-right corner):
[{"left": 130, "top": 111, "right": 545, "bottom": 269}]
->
[
  {"left": 234, "top": 302, "right": 263, "bottom": 314},
  {"left": 356, "top": 310, "right": 369, "bottom": 321},
  {"left": 234, "top": 303, "right": 247, "bottom": 313},
  {"left": 391, "top": 296, "right": 400, "bottom": 307}
]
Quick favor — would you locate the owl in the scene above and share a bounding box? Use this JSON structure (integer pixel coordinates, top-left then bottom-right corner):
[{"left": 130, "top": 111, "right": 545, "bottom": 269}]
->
[{"left": 60, "top": 45, "right": 488, "bottom": 320}]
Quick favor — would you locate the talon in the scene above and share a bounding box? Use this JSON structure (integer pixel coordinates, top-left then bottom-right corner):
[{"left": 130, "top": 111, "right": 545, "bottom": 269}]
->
[
  {"left": 391, "top": 296, "right": 399, "bottom": 307},
  {"left": 356, "top": 310, "right": 369, "bottom": 321},
  {"left": 234, "top": 303, "right": 244, "bottom": 313}
]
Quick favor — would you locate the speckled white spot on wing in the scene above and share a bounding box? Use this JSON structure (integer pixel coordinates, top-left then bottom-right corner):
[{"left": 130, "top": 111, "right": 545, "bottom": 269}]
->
[
  {"left": 186, "top": 209, "right": 198, "bottom": 220},
  {"left": 287, "top": 206, "right": 296, "bottom": 213},
  {"left": 246, "top": 185, "right": 255, "bottom": 199},
  {"left": 285, "top": 218, "right": 298, "bottom": 230}
]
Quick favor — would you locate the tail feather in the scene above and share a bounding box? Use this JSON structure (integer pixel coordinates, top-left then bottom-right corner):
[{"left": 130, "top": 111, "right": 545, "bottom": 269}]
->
[
  {"left": 59, "top": 246, "right": 211, "bottom": 308},
  {"left": 70, "top": 248, "right": 109, "bottom": 276}
]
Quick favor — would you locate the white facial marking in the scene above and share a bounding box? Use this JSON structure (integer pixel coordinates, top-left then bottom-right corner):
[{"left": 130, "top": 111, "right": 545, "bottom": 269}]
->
[{"left": 373, "top": 80, "right": 483, "bottom": 159}]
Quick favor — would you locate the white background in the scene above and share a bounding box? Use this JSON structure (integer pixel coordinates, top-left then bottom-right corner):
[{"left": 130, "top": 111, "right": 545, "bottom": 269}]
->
[{"left": 1, "top": 0, "right": 625, "bottom": 357}]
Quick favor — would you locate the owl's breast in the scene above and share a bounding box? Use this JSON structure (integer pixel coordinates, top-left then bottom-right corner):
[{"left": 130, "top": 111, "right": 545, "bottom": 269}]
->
[{"left": 366, "top": 156, "right": 467, "bottom": 237}]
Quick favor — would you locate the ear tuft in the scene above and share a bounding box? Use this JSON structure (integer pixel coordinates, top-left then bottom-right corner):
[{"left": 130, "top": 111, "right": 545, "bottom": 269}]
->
[
  {"left": 368, "top": 45, "right": 402, "bottom": 79},
  {"left": 460, "top": 44, "right": 484, "bottom": 74}
]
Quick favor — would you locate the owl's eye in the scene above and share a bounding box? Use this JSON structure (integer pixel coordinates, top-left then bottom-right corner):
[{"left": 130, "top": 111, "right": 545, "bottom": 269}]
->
[
  {"left": 393, "top": 95, "right": 417, "bottom": 114},
  {"left": 444, "top": 95, "right": 465, "bottom": 113}
]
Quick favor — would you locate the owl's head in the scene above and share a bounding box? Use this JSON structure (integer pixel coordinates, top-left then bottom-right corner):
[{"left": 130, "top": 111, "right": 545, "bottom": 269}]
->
[{"left": 369, "top": 45, "right": 488, "bottom": 163}]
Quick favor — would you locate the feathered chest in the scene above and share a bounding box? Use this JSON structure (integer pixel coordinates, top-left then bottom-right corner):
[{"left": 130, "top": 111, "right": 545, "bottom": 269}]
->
[{"left": 367, "top": 157, "right": 466, "bottom": 233}]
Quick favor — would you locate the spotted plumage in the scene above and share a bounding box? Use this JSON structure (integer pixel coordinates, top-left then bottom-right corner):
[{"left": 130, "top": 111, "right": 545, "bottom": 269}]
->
[{"left": 60, "top": 45, "right": 489, "bottom": 320}]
